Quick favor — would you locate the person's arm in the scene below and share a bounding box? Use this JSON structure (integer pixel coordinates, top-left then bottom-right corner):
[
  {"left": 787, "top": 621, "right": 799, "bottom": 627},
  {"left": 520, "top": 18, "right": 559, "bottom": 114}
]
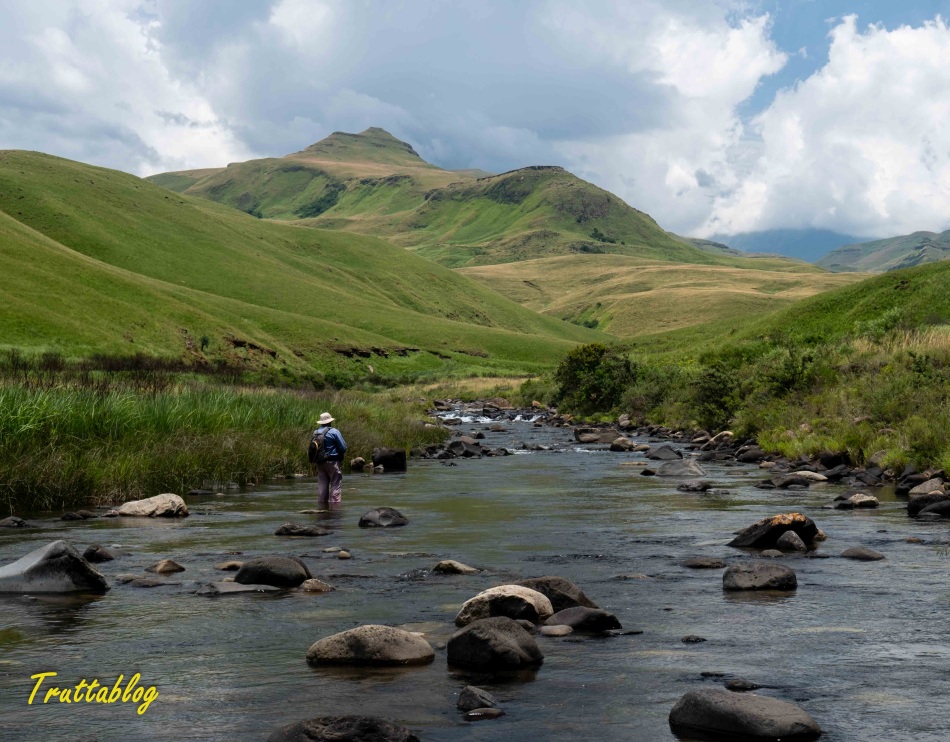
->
[{"left": 332, "top": 429, "right": 347, "bottom": 455}]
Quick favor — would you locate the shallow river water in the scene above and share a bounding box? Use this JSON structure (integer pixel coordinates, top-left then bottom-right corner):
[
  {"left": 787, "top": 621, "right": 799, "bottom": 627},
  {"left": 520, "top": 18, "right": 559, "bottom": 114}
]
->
[{"left": 1, "top": 418, "right": 949, "bottom": 741}]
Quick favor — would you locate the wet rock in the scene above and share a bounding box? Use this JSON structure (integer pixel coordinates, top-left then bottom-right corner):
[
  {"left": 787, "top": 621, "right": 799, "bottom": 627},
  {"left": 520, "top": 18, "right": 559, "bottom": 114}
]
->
[
  {"left": 917, "top": 500, "right": 950, "bottom": 518},
  {"left": 726, "top": 678, "right": 761, "bottom": 692},
  {"left": 372, "top": 447, "right": 407, "bottom": 472},
  {"left": 349, "top": 457, "right": 366, "bottom": 472},
  {"left": 455, "top": 585, "right": 554, "bottom": 626},
  {"left": 188, "top": 489, "right": 213, "bottom": 496},
  {"left": 677, "top": 480, "right": 714, "bottom": 492},
  {"left": 539, "top": 625, "right": 573, "bottom": 636},
  {"left": 116, "top": 575, "right": 177, "bottom": 588},
  {"left": 908, "top": 492, "right": 950, "bottom": 517},
  {"left": 515, "top": 619, "right": 537, "bottom": 633},
  {"left": 195, "top": 582, "right": 280, "bottom": 596},
  {"left": 840, "top": 547, "right": 884, "bottom": 561},
  {"left": 516, "top": 575, "right": 598, "bottom": 612},
  {"left": 0, "top": 516, "right": 31, "bottom": 528},
  {"left": 306, "top": 625, "right": 434, "bottom": 667},
  {"left": 214, "top": 560, "right": 244, "bottom": 571},
  {"left": 610, "top": 437, "right": 636, "bottom": 452},
  {"left": 61, "top": 510, "right": 98, "bottom": 521},
  {"left": 683, "top": 557, "right": 727, "bottom": 569},
  {"left": 760, "top": 549, "right": 783, "bottom": 558},
  {"left": 669, "top": 689, "right": 821, "bottom": 741},
  {"left": 433, "top": 560, "right": 479, "bottom": 575},
  {"left": 359, "top": 507, "right": 409, "bottom": 528},
  {"left": 791, "top": 470, "right": 828, "bottom": 482},
  {"left": 776, "top": 531, "right": 807, "bottom": 553},
  {"left": 773, "top": 475, "right": 814, "bottom": 489},
  {"left": 908, "top": 478, "right": 945, "bottom": 497},
  {"left": 322, "top": 547, "right": 342, "bottom": 553},
  {"left": 681, "top": 635, "right": 706, "bottom": 643},
  {"left": 722, "top": 562, "right": 797, "bottom": 591},
  {"left": 544, "top": 606, "right": 621, "bottom": 632},
  {"left": 0, "top": 540, "right": 109, "bottom": 594},
  {"left": 447, "top": 616, "right": 544, "bottom": 670},
  {"left": 457, "top": 685, "right": 498, "bottom": 711},
  {"left": 267, "top": 715, "right": 419, "bottom": 742},
  {"left": 728, "top": 513, "right": 819, "bottom": 549},
  {"left": 706, "top": 489, "right": 731, "bottom": 496},
  {"left": 116, "top": 493, "right": 189, "bottom": 518},
  {"left": 300, "top": 578, "right": 334, "bottom": 592},
  {"left": 145, "top": 559, "right": 185, "bottom": 574},
  {"left": 83, "top": 544, "right": 116, "bottom": 563},
  {"left": 463, "top": 708, "right": 505, "bottom": 721},
  {"left": 337, "top": 551, "right": 352, "bottom": 560},
  {"left": 834, "top": 493, "right": 880, "bottom": 509},
  {"left": 736, "top": 447, "right": 767, "bottom": 463},
  {"left": 275, "top": 523, "right": 330, "bottom": 537},
  {"left": 656, "top": 459, "right": 707, "bottom": 478},
  {"left": 646, "top": 444, "right": 683, "bottom": 461},
  {"left": 235, "top": 556, "right": 311, "bottom": 588}
]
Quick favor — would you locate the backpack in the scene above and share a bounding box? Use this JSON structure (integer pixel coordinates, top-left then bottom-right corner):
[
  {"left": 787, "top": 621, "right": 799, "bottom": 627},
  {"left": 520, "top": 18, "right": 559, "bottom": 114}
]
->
[{"left": 308, "top": 428, "right": 329, "bottom": 465}]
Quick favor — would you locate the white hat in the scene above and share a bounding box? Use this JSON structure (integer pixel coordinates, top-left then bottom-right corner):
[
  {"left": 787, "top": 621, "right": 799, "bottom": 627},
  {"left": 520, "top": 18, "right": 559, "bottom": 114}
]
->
[{"left": 318, "top": 412, "right": 335, "bottom": 425}]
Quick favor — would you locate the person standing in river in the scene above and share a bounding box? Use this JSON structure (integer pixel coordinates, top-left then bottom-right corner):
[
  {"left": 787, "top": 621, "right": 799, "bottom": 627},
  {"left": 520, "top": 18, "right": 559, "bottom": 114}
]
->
[{"left": 311, "top": 412, "right": 347, "bottom": 506}]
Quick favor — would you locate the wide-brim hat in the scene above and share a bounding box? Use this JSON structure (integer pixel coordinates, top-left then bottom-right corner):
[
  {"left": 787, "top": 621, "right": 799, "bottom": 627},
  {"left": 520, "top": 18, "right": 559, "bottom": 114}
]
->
[{"left": 318, "top": 412, "right": 335, "bottom": 425}]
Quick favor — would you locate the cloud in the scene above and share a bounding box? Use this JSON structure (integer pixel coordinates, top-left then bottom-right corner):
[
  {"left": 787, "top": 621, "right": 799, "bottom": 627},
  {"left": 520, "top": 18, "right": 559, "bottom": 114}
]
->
[{"left": 699, "top": 15, "right": 950, "bottom": 237}]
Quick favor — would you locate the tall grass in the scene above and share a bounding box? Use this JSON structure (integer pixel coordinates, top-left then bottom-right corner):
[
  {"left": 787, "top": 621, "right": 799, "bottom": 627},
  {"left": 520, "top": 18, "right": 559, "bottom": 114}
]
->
[{"left": 0, "top": 383, "right": 447, "bottom": 515}]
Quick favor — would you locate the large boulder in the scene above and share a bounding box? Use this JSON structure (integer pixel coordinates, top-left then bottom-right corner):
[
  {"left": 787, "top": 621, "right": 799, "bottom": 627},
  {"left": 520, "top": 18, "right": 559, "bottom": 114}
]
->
[
  {"left": 447, "top": 439, "right": 482, "bottom": 458},
  {"left": 306, "top": 625, "right": 434, "bottom": 667},
  {"left": 116, "top": 493, "right": 189, "bottom": 518},
  {"left": 516, "top": 576, "right": 598, "bottom": 612},
  {"left": 544, "top": 607, "right": 621, "bottom": 632},
  {"left": 455, "top": 585, "right": 554, "bottom": 626},
  {"left": 447, "top": 616, "right": 544, "bottom": 670},
  {"left": 908, "top": 491, "right": 950, "bottom": 517},
  {"left": 908, "top": 478, "right": 945, "bottom": 497},
  {"left": 267, "top": 716, "right": 419, "bottom": 742},
  {"left": 358, "top": 507, "right": 409, "bottom": 528},
  {"left": 0, "top": 540, "right": 109, "bottom": 593},
  {"left": 723, "top": 561, "right": 797, "bottom": 591},
  {"left": 645, "top": 444, "right": 682, "bottom": 461},
  {"left": 372, "top": 447, "right": 407, "bottom": 472},
  {"left": 609, "top": 437, "right": 636, "bottom": 452},
  {"left": 729, "top": 513, "right": 819, "bottom": 549},
  {"left": 234, "top": 556, "right": 311, "bottom": 588},
  {"left": 656, "top": 459, "right": 707, "bottom": 478},
  {"left": 669, "top": 689, "right": 821, "bottom": 741}
]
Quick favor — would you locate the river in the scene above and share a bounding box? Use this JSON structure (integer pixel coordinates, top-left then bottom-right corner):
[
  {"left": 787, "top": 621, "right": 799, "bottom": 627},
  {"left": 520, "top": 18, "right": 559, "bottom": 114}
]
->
[{"left": 0, "top": 416, "right": 947, "bottom": 741}]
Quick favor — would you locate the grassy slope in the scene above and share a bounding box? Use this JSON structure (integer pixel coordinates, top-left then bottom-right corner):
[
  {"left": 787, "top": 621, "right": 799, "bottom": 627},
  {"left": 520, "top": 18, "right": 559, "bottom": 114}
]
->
[
  {"left": 459, "top": 254, "right": 864, "bottom": 337},
  {"left": 0, "top": 150, "right": 600, "bottom": 376},
  {"left": 818, "top": 230, "right": 950, "bottom": 273}
]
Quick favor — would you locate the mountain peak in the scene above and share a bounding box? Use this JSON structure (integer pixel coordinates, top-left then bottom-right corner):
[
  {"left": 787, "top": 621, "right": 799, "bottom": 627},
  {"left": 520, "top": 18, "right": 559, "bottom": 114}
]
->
[{"left": 295, "top": 127, "right": 424, "bottom": 166}]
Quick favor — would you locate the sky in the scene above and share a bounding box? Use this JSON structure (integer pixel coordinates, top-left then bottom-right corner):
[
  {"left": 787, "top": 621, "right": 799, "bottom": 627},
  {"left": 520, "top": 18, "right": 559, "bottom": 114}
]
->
[{"left": 3, "top": 0, "right": 950, "bottom": 240}]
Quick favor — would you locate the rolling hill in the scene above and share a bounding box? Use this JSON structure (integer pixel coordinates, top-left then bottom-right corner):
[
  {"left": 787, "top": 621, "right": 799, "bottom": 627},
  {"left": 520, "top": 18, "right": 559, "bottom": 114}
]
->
[
  {"left": 0, "top": 150, "right": 602, "bottom": 379},
  {"left": 817, "top": 230, "right": 950, "bottom": 273}
]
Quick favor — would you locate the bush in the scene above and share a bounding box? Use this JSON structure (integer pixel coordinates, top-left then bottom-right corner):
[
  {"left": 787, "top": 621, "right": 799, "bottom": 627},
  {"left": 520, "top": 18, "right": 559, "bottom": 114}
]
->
[{"left": 553, "top": 343, "right": 635, "bottom": 415}]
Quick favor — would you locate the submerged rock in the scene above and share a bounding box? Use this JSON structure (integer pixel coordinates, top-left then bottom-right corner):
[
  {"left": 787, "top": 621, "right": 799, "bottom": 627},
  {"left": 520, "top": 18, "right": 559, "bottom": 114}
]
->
[
  {"left": 0, "top": 516, "right": 30, "bottom": 528},
  {"left": 516, "top": 575, "right": 598, "bottom": 612},
  {"left": 0, "top": 540, "right": 109, "bottom": 594},
  {"left": 234, "top": 556, "right": 311, "bottom": 588},
  {"left": 306, "top": 625, "right": 434, "bottom": 667},
  {"left": 656, "top": 459, "right": 707, "bottom": 478},
  {"left": 723, "top": 561, "right": 797, "bottom": 591},
  {"left": 274, "top": 523, "right": 330, "bottom": 537},
  {"left": 669, "top": 689, "right": 821, "bottom": 741},
  {"left": 683, "top": 557, "right": 727, "bottom": 569},
  {"left": 267, "top": 716, "right": 419, "bottom": 742},
  {"left": 195, "top": 582, "right": 280, "bottom": 596},
  {"left": 61, "top": 510, "right": 98, "bottom": 521},
  {"left": 455, "top": 584, "right": 554, "bottom": 626},
  {"left": 116, "top": 493, "right": 189, "bottom": 518},
  {"left": 83, "top": 544, "right": 116, "bottom": 563},
  {"left": 358, "top": 507, "right": 409, "bottom": 528},
  {"left": 840, "top": 547, "right": 885, "bottom": 561},
  {"left": 463, "top": 708, "right": 505, "bottom": 721},
  {"left": 447, "top": 616, "right": 544, "bottom": 670}
]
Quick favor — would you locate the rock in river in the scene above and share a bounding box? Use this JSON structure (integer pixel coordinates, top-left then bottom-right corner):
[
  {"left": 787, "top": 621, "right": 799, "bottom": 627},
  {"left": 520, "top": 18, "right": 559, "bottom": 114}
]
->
[
  {"left": 83, "top": 544, "right": 116, "bottom": 563},
  {"left": 656, "top": 459, "right": 707, "bottom": 478},
  {"left": 0, "top": 516, "right": 31, "bottom": 528},
  {"left": 433, "top": 560, "right": 479, "bottom": 575},
  {"left": 372, "top": 447, "right": 407, "bottom": 473},
  {"left": 145, "top": 559, "right": 185, "bottom": 574},
  {"left": 729, "top": 513, "right": 819, "bottom": 549},
  {"left": 234, "top": 556, "right": 311, "bottom": 588},
  {"left": 776, "top": 531, "right": 808, "bottom": 553},
  {"left": 306, "top": 625, "right": 434, "bottom": 666},
  {"left": 447, "top": 616, "right": 544, "bottom": 670},
  {"left": 669, "top": 689, "right": 822, "bottom": 741},
  {"left": 195, "top": 582, "right": 280, "bottom": 596},
  {"left": 723, "top": 561, "right": 797, "bottom": 591},
  {"left": 516, "top": 575, "right": 598, "bottom": 612},
  {"left": 116, "top": 493, "right": 189, "bottom": 518},
  {"left": 683, "top": 557, "right": 727, "bottom": 569},
  {"left": 840, "top": 547, "right": 885, "bottom": 561},
  {"left": 267, "top": 715, "right": 419, "bottom": 742},
  {"left": 645, "top": 445, "right": 682, "bottom": 461},
  {"left": 544, "top": 606, "right": 621, "bottom": 632},
  {"left": 0, "top": 540, "right": 109, "bottom": 594},
  {"left": 455, "top": 584, "right": 554, "bottom": 626},
  {"left": 274, "top": 523, "right": 330, "bottom": 537},
  {"left": 457, "top": 685, "right": 498, "bottom": 711},
  {"left": 358, "top": 507, "right": 409, "bottom": 528}
]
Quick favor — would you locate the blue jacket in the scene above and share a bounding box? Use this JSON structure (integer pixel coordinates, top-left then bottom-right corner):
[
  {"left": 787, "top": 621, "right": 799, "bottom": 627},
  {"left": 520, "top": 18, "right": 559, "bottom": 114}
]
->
[{"left": 314, "top": 426, "right": 347, "bottom": 461}]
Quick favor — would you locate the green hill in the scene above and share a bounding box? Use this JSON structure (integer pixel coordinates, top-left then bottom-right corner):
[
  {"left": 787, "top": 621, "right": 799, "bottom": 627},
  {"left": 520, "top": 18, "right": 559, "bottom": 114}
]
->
[
  {"left": 0, "top": 150, "right": 602, "bottom": 380},
  {"left": 818, "top": 230, "right": 950, "bottom": 273}
]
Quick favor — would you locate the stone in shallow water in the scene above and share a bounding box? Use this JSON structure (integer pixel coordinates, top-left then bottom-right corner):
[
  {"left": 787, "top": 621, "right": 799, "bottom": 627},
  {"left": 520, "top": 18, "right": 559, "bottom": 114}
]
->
[
  {"left": 0, "top": 540, "right": 109, "bottom": 594},
  {"left": 539, "top": 624, "right": 573, "bottom": 637},
  {"left": 729, "top": 513, "right": 818, "bottom": 549},
  {"left": 195, "top": 582, "right": 280, "bottom": 596},
  {"left": 274, "top": 523, "right": 330, "bottom": 537},
  {"left": 776, "top": 531, "right": 807, "bottom": 552},
  {"left": 358, "top": 507, "right": 409, "bottom": 528},
  {"left": 544, "top": 606, "right": 621, "bottom": 632},
  {"left": 840, "top": 547, "right": 885, "bottom": 561},
  {"left": 145, "top": 559, "right": 185, "bottom": 574},
  {"left": 299, "top": 578, "right": 334, "bottom": 593},
  {"left": 267, "top": 715, "right": 419, "bottom": 742},
  {"left": 683, "top": 557, "right": 727, "bottom": 569},
  {"left": 516, "top": 575, "right": 598, "bottom": 612},
  {"left": 306, "top": 625, "right": 434, "bottom": 667},
  {"left": 722, "top": 561, "right": 797, "bottom": 591},
  {"left": 433, "top": 560, "right": 479, "bottom": 575},
  {"left": 234, "top": 556, "right": 311, "bottom": 588},
  {"left": 669, "top": 689, "right": 821, "bottom": 741},
  {"left": 455, "top": 585, "right": 553, "bottom": 626},
  {"left": 83, "top": 544, "right": 116, "bottom": 563},
  {"left": 457, "top": 685, "right": 498, "bottom": 711},
  {"left": 116, "top": 493, "right": 189, "bottom": 518},
  {"left": 214, "top": 560, "right": 244, "bottom": 571},
  {"left": 447, "top": 616, "right": 544, "bottom": 670},
  {"left": 0, "top": 516, "right": 30, "bottom": 528},
  {"left": 463, "top": 708, "right": 505, "bottom": 721}
]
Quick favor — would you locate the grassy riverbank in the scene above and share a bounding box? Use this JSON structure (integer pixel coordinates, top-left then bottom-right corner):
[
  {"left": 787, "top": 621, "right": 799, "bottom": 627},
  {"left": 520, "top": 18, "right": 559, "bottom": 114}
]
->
[{"left": 0, "top": 372, "right": 447, "bottom": 516}]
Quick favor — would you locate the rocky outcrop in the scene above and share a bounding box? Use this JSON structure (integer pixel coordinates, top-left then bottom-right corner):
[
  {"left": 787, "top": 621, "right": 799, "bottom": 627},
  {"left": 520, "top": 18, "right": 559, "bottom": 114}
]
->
[
  {"left": 306, "top": 625, "right": 434, "bottom": 666},
  {"left": 669, "top": 689, "right": 821, "bottom": 741},
  {"left": 544, "top": 607, "right": 621, "bottom": 632},
  {"left": 447, "top": 616, "right": 544, "bottom": 670},
  {"left": 267, "top": 716, "right": 419, "bottom": 742},
  {"left": 372, "top": 447, "right": 407, "bottom": 472},
  {"left": 358, "top": 507, "right": 409, "bottom": 528},
  {"left": 234, "top": 556, "right": 311, "bottom": 588},
  {"left": 455, "top": 585, "right": 554, "bottom": 626},
  {"left": 723, "top": 561, "right": 797, "bottom": 591},
  {"left": 0, "top": 540, "right": 109, "bottom": 593},
  {"left": 516, "top": 576, "right": 598, "bottom": 612},
  {"left": 729, "top": 513, "right": 819, "bottom": 549},
  {"left": 116, "top": 493, "right": 189, "bottom": 518}
]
